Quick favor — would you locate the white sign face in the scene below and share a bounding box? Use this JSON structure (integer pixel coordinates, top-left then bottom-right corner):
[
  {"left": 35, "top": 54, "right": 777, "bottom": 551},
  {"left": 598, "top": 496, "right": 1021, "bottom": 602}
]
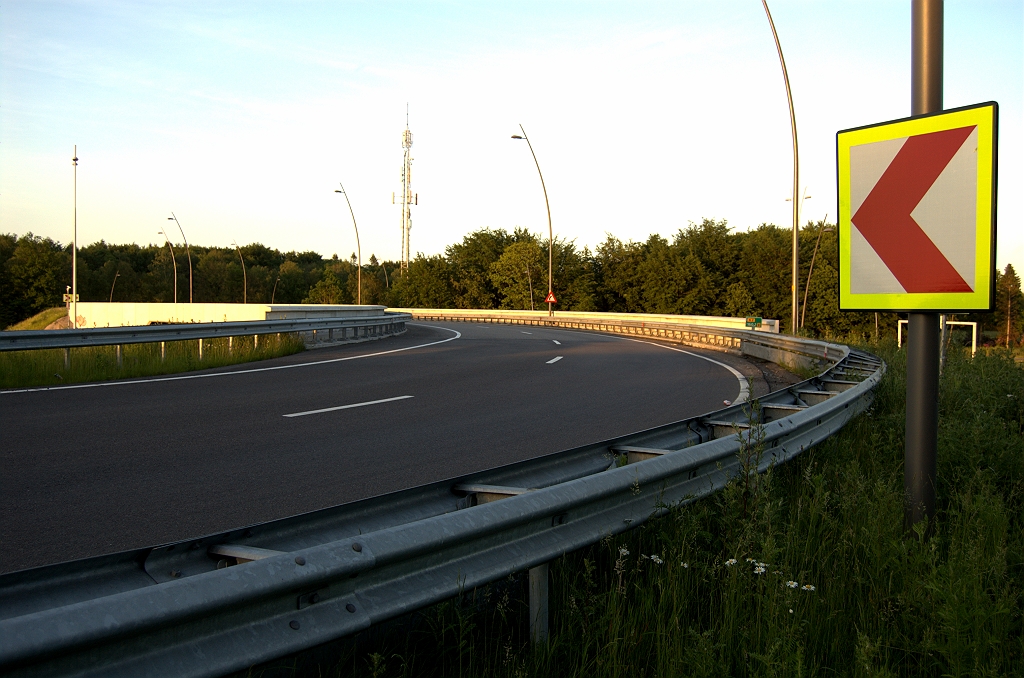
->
[{"left": 837, "top": 102, "right": 997, "bottom": 312}]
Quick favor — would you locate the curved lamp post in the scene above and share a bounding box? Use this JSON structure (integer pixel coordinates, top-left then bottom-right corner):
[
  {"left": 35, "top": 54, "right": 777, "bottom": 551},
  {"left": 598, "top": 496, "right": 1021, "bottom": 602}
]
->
[
  {"left": 761, "top": 0, "right": 800, "bottom": 334},
  {"left": 801, "top": 218, "right": 833, "bottom": 329},
  {"left": 109, "top": 270, "right": 120, "bottom": 303},
  {"left": 511, "top": 125, "right": 554, "bottom": 316},
  {"left": 335, "top": 183, "right": 362, "bottom": 305},
  {"left": 232, "top": 240, "right": 247, "bottom": 304},
  {"left": 71, "top": 146, "right": 79, "bottom": 328},
  {"left": 158, "top": 226, "right": 178, "bottom": 304},
  {"left": 168, "top": 213, "right": 193, "bottom": 303}
]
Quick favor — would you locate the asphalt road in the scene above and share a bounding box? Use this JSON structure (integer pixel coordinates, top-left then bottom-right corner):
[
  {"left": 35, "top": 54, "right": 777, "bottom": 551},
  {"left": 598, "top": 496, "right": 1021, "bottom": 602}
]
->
[{"left": 1, "top": 321, "right": 750, "bottom": 573}]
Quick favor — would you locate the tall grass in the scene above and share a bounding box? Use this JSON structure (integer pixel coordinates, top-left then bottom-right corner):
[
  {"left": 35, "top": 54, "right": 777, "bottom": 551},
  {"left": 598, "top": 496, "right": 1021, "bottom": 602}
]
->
[
  {"left": 0, "top": 334, "right": 305, "bottom": 389},
  {"left": 245, "top": 341, "right": 1023, "bottom": 678}
]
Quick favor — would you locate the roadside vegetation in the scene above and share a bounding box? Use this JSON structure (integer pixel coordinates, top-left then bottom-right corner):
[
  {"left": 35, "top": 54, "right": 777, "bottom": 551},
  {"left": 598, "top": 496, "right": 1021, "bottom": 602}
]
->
[
  {"left": 0, "top": 334, "right": 305, "bottom": 390},
  {"left": 6, "top": 306, "right": 67, "bottom": 330},
  {"left": 4, "top": 227, "right": 1021, "bottom": 343},
  {"left": 247, "top": 342, "right": 1023, "bottom": 677}
]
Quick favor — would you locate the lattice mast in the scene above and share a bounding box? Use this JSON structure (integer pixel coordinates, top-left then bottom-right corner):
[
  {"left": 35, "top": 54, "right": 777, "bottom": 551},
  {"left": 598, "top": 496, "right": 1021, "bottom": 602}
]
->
[{"left": 394, "top": 107, "right": 417, "bottom": 272}]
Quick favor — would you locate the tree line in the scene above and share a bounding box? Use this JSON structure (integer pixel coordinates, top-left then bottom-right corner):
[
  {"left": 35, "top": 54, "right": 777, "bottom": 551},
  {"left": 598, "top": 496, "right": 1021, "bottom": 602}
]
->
[{"left": 2, "top": 222, "right": 1021, "bottom": 345}]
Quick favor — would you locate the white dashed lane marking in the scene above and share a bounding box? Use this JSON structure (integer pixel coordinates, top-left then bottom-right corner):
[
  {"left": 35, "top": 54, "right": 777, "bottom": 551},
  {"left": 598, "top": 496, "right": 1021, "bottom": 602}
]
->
[{"left": 284, "top": 395, "right": 414, "bottom": 418}]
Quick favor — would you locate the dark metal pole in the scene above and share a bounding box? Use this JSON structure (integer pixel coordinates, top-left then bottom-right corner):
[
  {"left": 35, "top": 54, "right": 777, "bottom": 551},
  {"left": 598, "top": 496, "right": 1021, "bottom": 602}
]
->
[
  {"left": 513, "top": 126, "right": 554, "bottom": 316},
  {"left": 905, "top": 0, "right": 942, "bottom": 534},
  {"left": 336, "top": 185, "right": 362, "bottom": 305},
  {"left": 169, "top": 214, "right": 193, "bottom": 303},
  {"left": 761, "top": 1, "right": 800, "bottom": 334},
  {"left": 233, "top": 240, "right": 247, "bottom": 304}
]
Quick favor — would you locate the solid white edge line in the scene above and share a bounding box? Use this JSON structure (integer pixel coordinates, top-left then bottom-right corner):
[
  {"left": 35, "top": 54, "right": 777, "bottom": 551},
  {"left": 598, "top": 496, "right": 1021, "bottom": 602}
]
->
[
  {"left": 521, "top": 331, "right": 532, "bottom": 334},
  {"left": 2, "top": 324, "right": 461, "bottom": 395},
  {"left": 546, "top": 356, "right": 563, "bottom": 364},
  {"left": 623, "top": 338, "right": 750, "bottom": 404},
  {"left": 284, "top": 395, "right": 413, "bottom": 418},
  {"left": 553, "top": 340, "right": 561, "bottom": 345}
]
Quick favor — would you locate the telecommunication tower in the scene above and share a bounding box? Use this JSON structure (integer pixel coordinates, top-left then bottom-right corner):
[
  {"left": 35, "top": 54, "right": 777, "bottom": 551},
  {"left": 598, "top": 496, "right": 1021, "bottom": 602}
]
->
[{"left": 393, "top": 107, "right": 417, "bottom": 272}]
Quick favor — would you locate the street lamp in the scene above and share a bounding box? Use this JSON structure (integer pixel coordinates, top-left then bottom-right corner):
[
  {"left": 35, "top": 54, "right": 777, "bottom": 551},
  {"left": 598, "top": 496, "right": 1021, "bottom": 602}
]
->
[
  {"left": 761, "top": 0, "right": 801, "bottom": 334},
  {"left": 511, "top": 125, "right": 554, "bottom": 316},
  {"left": 271, "top": 276, "right": 281, "bottom": 304},
  {"left": 232, "top": 240, "right": 247, "bottom": 304},
  {"left": 158, "top": 226, "right": 178, "bottom": 304},
  {"left": 786, "top": 187, "right": 811, "bottom": 327},
  {"left": 335, "top": 183, "right": 362, "bottom": 305},
  {"left": 168, "top": 213, "right": 193, "bottom": 303},
  {"left": 109, "top": 269, "right": 120, "bottom": 303},
  {"left": 71, "top": 146, "right": 79, "bottom": 328},
  {"left": 800, "top": 217, "right": 834, "bottom": 330}
]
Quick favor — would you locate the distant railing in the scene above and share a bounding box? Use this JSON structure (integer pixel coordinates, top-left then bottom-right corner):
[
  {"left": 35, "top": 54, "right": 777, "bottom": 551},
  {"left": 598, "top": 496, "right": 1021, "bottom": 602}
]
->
[{"left": 0, "top": 313, "right": 410, "bottom": 352}]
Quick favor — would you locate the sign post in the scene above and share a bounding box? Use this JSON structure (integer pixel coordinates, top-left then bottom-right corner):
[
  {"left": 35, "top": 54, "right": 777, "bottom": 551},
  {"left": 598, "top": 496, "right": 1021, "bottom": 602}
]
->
[{"left": 837, "top": 0, "right": 997, "bottom": 534}]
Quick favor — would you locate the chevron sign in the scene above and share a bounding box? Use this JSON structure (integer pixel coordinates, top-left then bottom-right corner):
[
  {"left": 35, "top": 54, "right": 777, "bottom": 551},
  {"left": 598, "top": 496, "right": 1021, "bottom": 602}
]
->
[{"left": 837, "top": 102, "right": 998, "bottom": 312}]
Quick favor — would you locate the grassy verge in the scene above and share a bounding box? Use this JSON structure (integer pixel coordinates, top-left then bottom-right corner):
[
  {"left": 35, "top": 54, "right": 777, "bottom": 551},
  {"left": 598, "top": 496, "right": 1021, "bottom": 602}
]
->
[
  {"left": 6, "top": 307, "right": 68, "bottom": 331},
  {"left": 0, "top": 334, "right": 305, "bottom": 389},
  {"left": 247, "top": 341, "right": 1023, "bottom": 677}
]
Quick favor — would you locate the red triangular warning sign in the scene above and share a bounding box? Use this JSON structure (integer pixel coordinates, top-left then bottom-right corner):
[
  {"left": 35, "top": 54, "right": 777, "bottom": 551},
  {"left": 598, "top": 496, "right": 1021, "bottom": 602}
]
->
[{"left": 544, "top": 291, "right": 557, "bottom": 304}]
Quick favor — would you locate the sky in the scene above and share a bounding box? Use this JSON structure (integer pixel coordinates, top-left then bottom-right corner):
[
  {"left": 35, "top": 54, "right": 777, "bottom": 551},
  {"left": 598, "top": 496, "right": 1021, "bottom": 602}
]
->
[{"left": 2, "top": 1, "right": 1021, "bottom": 270}]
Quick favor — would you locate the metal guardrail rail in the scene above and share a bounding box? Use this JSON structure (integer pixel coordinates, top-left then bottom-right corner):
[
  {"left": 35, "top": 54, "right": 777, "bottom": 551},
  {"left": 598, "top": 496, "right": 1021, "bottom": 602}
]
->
[
  {"left": 0, "top": 313, "right": 410, "bottom": 352},
  {"left": 0, "top": 314, "right": 884, "bottom": 678}
]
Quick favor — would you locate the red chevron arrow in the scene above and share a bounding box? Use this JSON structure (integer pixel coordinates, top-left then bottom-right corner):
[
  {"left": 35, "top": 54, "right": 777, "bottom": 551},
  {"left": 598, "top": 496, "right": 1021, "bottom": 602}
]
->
[{"left": 852, "top": 125, "right": 975, "bottom": 293}]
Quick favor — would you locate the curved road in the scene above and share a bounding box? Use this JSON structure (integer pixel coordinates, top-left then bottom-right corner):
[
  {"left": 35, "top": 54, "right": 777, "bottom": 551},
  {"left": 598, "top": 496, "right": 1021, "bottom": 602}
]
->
[{"left": 1, "top": 322, "right": 754, "bottom": 573}]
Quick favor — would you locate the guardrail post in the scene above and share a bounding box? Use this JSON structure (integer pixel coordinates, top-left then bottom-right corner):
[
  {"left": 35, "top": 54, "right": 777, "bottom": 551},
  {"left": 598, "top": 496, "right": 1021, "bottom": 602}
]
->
[
  {"left": 160, "top": 341, "right": 165, "bottom": 362},
  {"left": 254, "top": 334, "right": 258, "bottom": 350},
  {"left": 198, "top": 338, "right": 203, "bottom": 361},
  {"left": 63, "top": 348, "right": 70, "bottom": 370},
  {"left": 529, "top": 563, "right": 549, "bottom": 645},
  {"left": 116, "top": 345, "right": 122, "bottom": 368},
  {"left": 228, "top": 336, "right": 233, "bottom": 354}
]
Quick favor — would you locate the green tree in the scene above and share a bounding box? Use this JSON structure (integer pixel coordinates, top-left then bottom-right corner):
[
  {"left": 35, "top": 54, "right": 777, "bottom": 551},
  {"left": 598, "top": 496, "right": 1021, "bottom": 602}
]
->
[
  {"left": 303, "top": 270, "right": 346, "bottom": 304},
  {"left": 489, "top": 241, "right": 546, "bottom": 310},
  {"left": 724, "top": 282, "right": 756, "bottom": 317},
  {"left": 993, "top": 264, "right": 1023, "bottom": 347},
  {"left": 593, "top": 235, "right": 646, "bottom": 312},
  {"left": 3, "top": 234, "right": 70, "bottom": 326},
  {"left": 388, "top": 255, "right": 455, "bottom": 308},
  {"left": 735, "top": 224, "right": 791, "bottom": 325}
]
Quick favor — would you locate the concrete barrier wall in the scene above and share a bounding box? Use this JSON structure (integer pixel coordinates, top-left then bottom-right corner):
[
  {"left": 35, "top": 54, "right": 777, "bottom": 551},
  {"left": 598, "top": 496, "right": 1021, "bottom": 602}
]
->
[
  {"left": 389, "top": 308, "right": 780, "bottom": 333},
  {"left": 70, "top": 303, "right": 387, "bottom": 328}
]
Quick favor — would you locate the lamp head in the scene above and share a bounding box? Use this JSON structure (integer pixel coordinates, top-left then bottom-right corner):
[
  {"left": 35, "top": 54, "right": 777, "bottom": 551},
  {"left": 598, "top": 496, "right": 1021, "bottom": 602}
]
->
[
  {"left": 335, "top": 190, "right": 343, "bottom": 193},
  {"left": 511, "top": 135, "right": 524, "bottom": 139}
]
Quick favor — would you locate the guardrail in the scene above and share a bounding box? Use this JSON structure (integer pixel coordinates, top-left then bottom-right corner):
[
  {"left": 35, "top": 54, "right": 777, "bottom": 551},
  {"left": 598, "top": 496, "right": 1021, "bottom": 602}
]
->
[
  {"left": 0, "top": 313, "right": 884, "bottom": 678},
  {"left": 0, "top": 312, "right": 410, "bottom": 352},
  {"left": 400, "top": 308, "right": 842, "bottom": 372}
]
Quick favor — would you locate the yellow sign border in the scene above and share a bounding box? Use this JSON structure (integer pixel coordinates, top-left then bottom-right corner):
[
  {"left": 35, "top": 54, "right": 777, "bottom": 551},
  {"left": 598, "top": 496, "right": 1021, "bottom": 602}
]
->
[{"left": 837, "top": 102, "right": 997, "bottom": 312}]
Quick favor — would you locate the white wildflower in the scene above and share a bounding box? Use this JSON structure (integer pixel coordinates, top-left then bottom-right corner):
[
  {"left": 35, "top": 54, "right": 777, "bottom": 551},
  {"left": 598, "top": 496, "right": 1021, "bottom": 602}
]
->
[
  {"left": 745, "top": 557, "right": 755, "bottom": 563},
  {"left": 802, "top": 584, "right": 816, "bottom": 592},
  {"left": 725, "top": 558, "right": 738, "bottom": 567},
  {"left": 650, "top": 555, "right": 664, "bottom": 565},
  {"left": 786, "top": 581, "right": 798, "bottom": 589},
  {"left": 789, "top": 608, "right": 793, "bottom": 614},
  {"left": 754, "top": 565, "right": 766, "bottom": 575},
  {"left": 681, "top": 562, "right": 689, "bottom": 569},
  {"left": 618, "top": 547, "right": 630, "bottom": 557}
]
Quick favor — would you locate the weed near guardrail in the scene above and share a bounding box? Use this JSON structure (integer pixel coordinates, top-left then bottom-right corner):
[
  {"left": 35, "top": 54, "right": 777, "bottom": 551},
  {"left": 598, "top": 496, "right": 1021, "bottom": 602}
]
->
[
  {"left": 0, "top": 334, "right": 305, "bottom": 389},
  {"left": 244, "top": 341, "right": 1022, "bottom": 677}
]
